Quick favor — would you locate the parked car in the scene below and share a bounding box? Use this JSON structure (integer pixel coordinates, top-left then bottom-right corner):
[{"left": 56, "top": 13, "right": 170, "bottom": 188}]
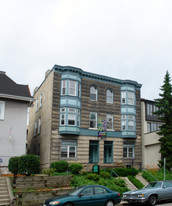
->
[
  {"left": 43, "top": 185, "right": 121, "bottom": 206},
  {"left": 122, "top": 180, "right": 172, "bottom": 206}
]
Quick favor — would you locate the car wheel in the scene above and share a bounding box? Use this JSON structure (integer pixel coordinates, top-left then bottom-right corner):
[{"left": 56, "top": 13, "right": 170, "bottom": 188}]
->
[
  {"left": 63, "top": 203, "right": 73, "bottom": 206},
  {"left": 106, "top": 200, "right": 114, "bottom": 206},
  {"left": 148, "top": 195, "right": 157, "bottom": 206}
]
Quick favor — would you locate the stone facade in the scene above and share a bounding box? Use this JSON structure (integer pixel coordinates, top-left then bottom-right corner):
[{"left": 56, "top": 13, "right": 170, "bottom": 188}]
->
[{"left": 27, "top": 65, "right": 142, "bottom": 170}]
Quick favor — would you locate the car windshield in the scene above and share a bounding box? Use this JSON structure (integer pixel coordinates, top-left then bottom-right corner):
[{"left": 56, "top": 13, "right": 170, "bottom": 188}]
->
[
  {"left": 145, "top": 182, "right": 162, "bottom": 189},
  {"left": 67, "top": 187, "right": 84, "bottom": 196}
]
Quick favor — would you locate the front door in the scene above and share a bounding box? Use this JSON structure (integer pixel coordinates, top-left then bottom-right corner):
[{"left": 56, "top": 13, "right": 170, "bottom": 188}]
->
[
  {"left": 89, "top": 140, "right": 99, "bottom": 163},
  {"left": 104, "top": 141, "right": 113, "bottom": 163}
]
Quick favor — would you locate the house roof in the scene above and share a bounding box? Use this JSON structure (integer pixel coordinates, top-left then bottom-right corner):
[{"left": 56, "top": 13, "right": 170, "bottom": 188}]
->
[{"left": 0, "top": 71, "right": 33, "bottom": 102}]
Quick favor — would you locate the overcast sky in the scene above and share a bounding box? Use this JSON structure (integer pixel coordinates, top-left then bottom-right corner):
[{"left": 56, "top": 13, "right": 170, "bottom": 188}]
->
[{"left": 1, "top": 0, "right": 172, "bottom": 100}]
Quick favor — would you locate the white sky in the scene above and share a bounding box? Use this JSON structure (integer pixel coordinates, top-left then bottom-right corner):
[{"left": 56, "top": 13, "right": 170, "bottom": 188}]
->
[{"left": 1, "top": 0, "right": 172, "bottom": 100}]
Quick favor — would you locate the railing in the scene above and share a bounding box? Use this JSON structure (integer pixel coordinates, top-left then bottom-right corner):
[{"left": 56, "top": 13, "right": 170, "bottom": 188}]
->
[
  {"left": 142, "top": 168, "right": 158, "bottom": 181},
  {"left": 111, "top": 169, "right": 119, "bottom": 177}
]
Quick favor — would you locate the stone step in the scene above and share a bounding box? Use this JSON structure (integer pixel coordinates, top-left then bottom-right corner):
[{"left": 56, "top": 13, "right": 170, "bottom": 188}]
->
[
  {"left": 0, "top": 195, "right": 9, "bottom": 200},
  {"left": 121, "top": 177, "right": 138, "bottom": 191},
  {"left": 0, "top": 199, "right": 10, "bottom": 205},
  {"left": 136, "top": 173, "right": 149, "bottom": 186}
]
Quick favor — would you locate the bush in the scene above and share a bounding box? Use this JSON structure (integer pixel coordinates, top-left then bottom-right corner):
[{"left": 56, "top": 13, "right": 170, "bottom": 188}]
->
[
  {"left": 8, "top": 156, "right": 20, "bottom": 175},
  {"left": 87, "top": 173, "right": 100, "bottom": 181},
  {"left": 18, "top": 154, "right": 40, "bottom": 175},
  {"left": 42, "top": 168, "right": 56, "bottom": 176},
  {"left": 100, "top": 171, "right": 111, "bottom": 179},
  {"left": 113, "top": 168, "right": 138, "bottom": 177},
  {"left": 50, "top": 160, "right": 68, "bottom": 173},
  {"left": 69, "top": 163, "right": 82, "bottom": 174}
]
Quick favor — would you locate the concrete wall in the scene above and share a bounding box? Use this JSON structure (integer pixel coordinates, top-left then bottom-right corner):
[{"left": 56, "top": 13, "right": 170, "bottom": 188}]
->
[{"left": 0, "top": 99, "right": 28, "bottom": 167}]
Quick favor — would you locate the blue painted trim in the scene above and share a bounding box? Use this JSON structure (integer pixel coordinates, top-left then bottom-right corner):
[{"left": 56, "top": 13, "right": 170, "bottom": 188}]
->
[{"left": 53, "top": 65, "right": 142, "bottom": 88}]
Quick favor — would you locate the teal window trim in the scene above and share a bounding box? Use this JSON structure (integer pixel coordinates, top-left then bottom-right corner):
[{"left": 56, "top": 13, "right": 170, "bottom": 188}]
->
[
  {"left": 60, "top": 107, "right": 80, "bottom": 127},
  {"left": 121, "top": 115, "right": 136, "bottom": 131},
  {"left": 121, "top": 91, "right": 135, "bottom": 106},
  {"left": 61, "top": 79, "right": 81, "bottom": 97}
]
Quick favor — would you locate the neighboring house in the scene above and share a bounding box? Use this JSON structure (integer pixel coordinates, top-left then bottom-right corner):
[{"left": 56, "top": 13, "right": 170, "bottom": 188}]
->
[
  {"left": 27, "top": 65, "right": 142, "bottom": 170},
  {"left": 0, "top": 71, "right": 33, "bottom": 173},
  {"left": 141, "top": 99, "right": 162, "bottom": 169}
]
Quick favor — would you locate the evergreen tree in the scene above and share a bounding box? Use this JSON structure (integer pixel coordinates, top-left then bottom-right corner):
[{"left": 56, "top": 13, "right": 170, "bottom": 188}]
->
[{"left": 154, "top": 71, "right": 172, "bottom": 169}]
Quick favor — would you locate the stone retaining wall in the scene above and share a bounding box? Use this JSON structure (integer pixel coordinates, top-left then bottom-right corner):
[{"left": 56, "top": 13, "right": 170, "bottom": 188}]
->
[
  {"left": 12, "top": 175, "right": 73, "bottom": 189},
  {"left": 12, "top": 175, "right": 73, "bottom": 206}
]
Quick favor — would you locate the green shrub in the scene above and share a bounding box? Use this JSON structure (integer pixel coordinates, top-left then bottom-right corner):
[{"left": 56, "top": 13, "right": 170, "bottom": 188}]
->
[
  {"left": 128, "top": 176, "right": 144, "bottom": 189},
  {"left": 42, "top": 168, "right": 56, "bottom": 176},
  {"left": 100, "top": 171, "right": 111, "bottom": 179},
  {"left": 18, "top": 154, "right": 40, "bottom": 175},
  {"left": 87, "top": 173, "right": 100, "bottom": 181},
  {"left": 69, "top": 163, "right": 82, "bottom": 174},
  {"left": 113, "top": 168, "right": 138, "bottom": 177},
  {"left": 50, "top": 161, "right": 68, "bottom": 173},
  {"left": 8, "top": 156, "right": 20, "bottom": 175},
  {"left": 81, "top": 171, "right": 88, "bottom": 175}
]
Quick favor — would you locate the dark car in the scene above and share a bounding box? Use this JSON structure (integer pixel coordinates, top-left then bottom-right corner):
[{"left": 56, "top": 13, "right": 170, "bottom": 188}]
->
[
  {"left": 122, "top": 180, "right": 172, "bottom": 206},
  {"left": 43, "top": 185, "right": 121, "bottom": 206}
]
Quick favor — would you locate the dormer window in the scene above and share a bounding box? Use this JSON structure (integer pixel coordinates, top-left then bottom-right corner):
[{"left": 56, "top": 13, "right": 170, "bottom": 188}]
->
[{"left": 90, "top": 86, "right": 97, "bottom": 101}]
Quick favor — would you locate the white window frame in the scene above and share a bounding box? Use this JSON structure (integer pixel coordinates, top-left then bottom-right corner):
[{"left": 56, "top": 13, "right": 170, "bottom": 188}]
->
[
  {"left": 36, "top": 98, "right": 38, "bottom": 111},
  {"left": 106, "top": 114, "right": 113, "bottom": 130},
  {"left": 39, "top": 94, "right": 42, "bottom": 108},
  {"left": 0, "top": 101, "right": 5, "bottom": 120},
  {"left": 123, "top": 145, "right": 135, "bottom": 158},
  {"left": 90, "top": 86, "right": 97, "bottom": 101},
  {"left": 34, "top": 121, "right": 38, "bottom": 136},
  {"left": 69, "top": 80, "right": 76, "bottom": 96},
  {"left": 121, "top": 91, "right": 126, "bottom": 104},
  {"left": 61, "top": 140, "right": 77, "bottom": 159},
  {"left": 128, "top": 91, "right": 135, "bottom": 105},
  {"left": 106, "top": 89, "right": 113, "bottom": 104},
  {"left": 61, "top": 80, "right": 67, "bottom": 95},
  {"left": 38, "top": 118, "right": 41, "bottom": 134},
  {"left": 89, "top": 112, "right": 97, "bottom": 129}
]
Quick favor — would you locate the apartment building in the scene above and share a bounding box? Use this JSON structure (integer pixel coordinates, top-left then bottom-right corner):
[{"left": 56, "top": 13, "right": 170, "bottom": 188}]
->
[
  {"left": 27, "top": 65, "right": 142, "bottom": 170},
  {"left": 141, "top": 99, "right": 162, "bottom": 169}
]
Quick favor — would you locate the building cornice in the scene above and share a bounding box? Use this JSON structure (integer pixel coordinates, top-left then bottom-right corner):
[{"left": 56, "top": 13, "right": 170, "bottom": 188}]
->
[{"left": 53, "top": 65, "right": 142, "bottom": 88}]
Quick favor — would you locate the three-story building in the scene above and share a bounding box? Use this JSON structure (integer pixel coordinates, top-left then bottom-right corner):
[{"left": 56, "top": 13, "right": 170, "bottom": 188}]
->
[{"left": 27, "top": 65, "right": 142, "bottom": 170}]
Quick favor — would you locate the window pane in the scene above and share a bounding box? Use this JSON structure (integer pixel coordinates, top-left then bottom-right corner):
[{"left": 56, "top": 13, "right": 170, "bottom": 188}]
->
[
  {"left": 61, "top": 80, "right": 66, "bottom": 95},
  {"left": 90, "top": 86, "right": 97, "bottom": 101},
  {"left": 128, "top": 92, "right": 134, "bottom": 105},
  {"left": 123, "top": 148, "right": 127, "bottom": 157},
  {"left": 90, "top": 113, "right": 97, "bottom": 128},
  {"left": 69, "top": 146, "right": 76, "bottom": 158},
  {"left": 106, "top": 90, "right": 113, "bottom": 103},
  {"left": 61, "top": 146, "right": 68, "bottom": 158},
  {"left": 69, "top": 80, "right": 76, "bottom": 96},
  {"left": 107, "top": 115, "right": 113, "bottom": 129},
  {"left": 121, "top": 91, "right": 126, "bottom": 104},
  {"left": 68, "top": 114, "right": 76, "bottom": 125}
]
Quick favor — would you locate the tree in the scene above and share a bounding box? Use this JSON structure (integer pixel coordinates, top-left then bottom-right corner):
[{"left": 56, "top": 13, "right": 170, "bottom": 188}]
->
[{"left": 154, "top": 71, "right": 172, "bottom": 169}]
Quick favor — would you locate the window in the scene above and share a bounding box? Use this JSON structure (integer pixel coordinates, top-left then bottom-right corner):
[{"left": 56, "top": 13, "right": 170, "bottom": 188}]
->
[
  {"left": 0, "top": 101, "right": 5, "bottom": 120},
  {"left": 90, "top": 86, "right": 97, "bottom": 101},
  {"left": 121, "top": 115, "right": 135, "bottom": 131},
  {"left": 36, "top": 98, "right": 38, "bottom": 111},
  {"left": 38, "top": 118, "right": 41, "bottom": 134},
  {"left": 128, "top": 92, "right": 135, "bottom": 105},
  {"left": 121, "top": 91, "right": 126, "bottom": 104},
  {"left": 34, "top": 121, "right": 38, "bottom": 136},
  {"left": 123, "top": 145, "right": 134, "bottom": 158},
  {"left": 90, "top": 112, "right": 97, "bottom": 128},
  {"left": 94, "top": 186, "right": 108, "bottom": 195},
  {"left": 40, "top": 94, "right": 42, "bottom": 108},
  {"left": 147, "top": 122, "right": 161, "bottom": 133},
  {"left": 60, "top": 108, "right": 80, "bottom": 127},
  {"left": 106, "top": 89, "right": 113, "bottom": 103},
  {"left": 61, "top": 80, "right": 67, "bottom": 95},
  {"left": 69, "top": 80, "right": 76, "bottom": 96},
  {"left": 121, "top": 115, "right": 126, "bottom": 130},
  {"left": 78, "top": 83, "right": 81, "bottom": 97},
  {"left": 60, "top": 108, "right": 66, "bottom": 126},
  {"left": 61, "top": 140, "right": 77, "bottom": 159},
  {"left": 106, "top": 114, "right": 113, "bottom": 130},
  {"left": 81, "top": 187, "right": 94, "bottom": 196}
]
